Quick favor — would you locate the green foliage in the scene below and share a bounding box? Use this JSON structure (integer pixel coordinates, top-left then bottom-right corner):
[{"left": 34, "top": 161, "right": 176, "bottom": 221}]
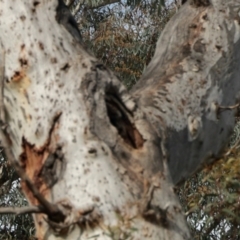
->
[
  {"left": 0, "top": 187, "right": 35, "bottom": 240},
  {"left": 77, "top": 0, "right": 173, "bottom": 88},
  {"left": 178, "top": 122, "right": 240, "bottom": 239},
  {"left": 0, "top": 151, "right": 35, "bottom": 240}
]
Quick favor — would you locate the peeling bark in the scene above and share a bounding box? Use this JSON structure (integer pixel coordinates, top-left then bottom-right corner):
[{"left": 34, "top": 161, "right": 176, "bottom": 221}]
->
[{"left": 0, "top": 0, "right": 239, "bottom": 239}]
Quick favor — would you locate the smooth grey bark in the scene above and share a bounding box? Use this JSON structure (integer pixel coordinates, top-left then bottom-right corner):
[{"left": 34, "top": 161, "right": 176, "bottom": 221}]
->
[
  {"left": 0, "top": 0, "right": 239, "bottom": 239},
  {"left": 132, "top": 0, "right": 240, "bottom": 184}
]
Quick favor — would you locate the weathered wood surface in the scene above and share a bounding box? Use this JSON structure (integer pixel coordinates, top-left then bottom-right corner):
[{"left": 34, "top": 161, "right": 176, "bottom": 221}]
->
[{"left": 132, "top": 0, "right": 240, "bottom": 184}]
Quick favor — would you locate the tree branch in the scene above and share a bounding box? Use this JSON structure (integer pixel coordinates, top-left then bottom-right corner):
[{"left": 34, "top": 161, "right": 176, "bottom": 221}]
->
[
  {"left": 131, "top": 0, "right": 240, "bottom": 184},
  {"left": 0, "top": 206, "right": 43, "bottom": 215}
]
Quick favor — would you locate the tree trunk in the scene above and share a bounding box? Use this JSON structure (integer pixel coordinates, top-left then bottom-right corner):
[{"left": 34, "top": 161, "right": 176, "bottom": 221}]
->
[{"left": 0, "top": 0, "right": 239, "bottom": 239}]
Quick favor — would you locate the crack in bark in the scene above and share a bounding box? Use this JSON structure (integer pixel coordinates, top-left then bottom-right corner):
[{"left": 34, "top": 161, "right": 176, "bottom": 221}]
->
[{"left": 105, "top": 93, "right": 144, "bottom": 149}]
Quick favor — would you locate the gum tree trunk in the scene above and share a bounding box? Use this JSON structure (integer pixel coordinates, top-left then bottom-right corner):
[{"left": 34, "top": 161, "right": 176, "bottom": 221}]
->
[{"left": 0, "top": 0, "right": 239, "bottom": 239}]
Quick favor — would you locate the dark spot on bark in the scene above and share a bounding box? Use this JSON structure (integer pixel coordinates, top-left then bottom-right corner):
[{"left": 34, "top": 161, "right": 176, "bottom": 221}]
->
[
  {"left": 82, "top": 63, "right": 87, "bottom": 68},
  {"left": 60, "top": 63, "right": 70, "bottom": 71},
  {"left": 200, "top": 79, "right": 207, "bottom": 86},
  {"left": 39, "top": 42, "right": 44, "bottom": 50},
  {"left": 33, "top": 1, "right": 40, "bottom": 7},
  {"left": 182, "top": 44, "right": 191, "bottom": 56},
  {"left": 51, "top": 58, "right": 57, "bottom": 64},
  {"left": 181, "top": 99, "right": 186, "bottom": 106},
  {"left": 92, "top": 196, "right": 100, "bottom": 202},
  {"left": 19, "top": 58, "right": 28, "bottom": 67},
  {"left": 20, "top": 15, "right": 26, "bottom": 21},
  {"left": 24, "top": 90, "right": 30, "bottom": 104},
  {"left": 193, "top": 39, "right": 206, "bottom": 53},
  {"left": 72, "top": 136, "right": 77, "bottom": 143},
  {"left": 215, "top": 45, "right": 222, "bottom": 51},
  {"left": 202, "top": 13, "right": 208, "bottom": 20},
  {"left": 12, "top": 71, "right": 20, "bottom": 80},
  {"left": 157, "top": 91, "right": 167, "bottom": 96},
  {"left": 18, "top": 120, "right": 22, "bottom": 129},
  {"left": 220, "top": 128, "right": 224, "bottom": 134},
  {"left": 84, "top": 168, "right": 90, "bottom": 174},
  {"left": 88, "top": 148, "right": 97, "bottom": 154},
  {"left": 165, "top": 97, "right": 171, "bottom": 103},
  {"left": 159, "top": 108, "right": 167, "bottom": 114},
  {"left": 14, "top": 71, "right": 20, "bottom": 76},
  {"left": 20, "top": 107, "right": 27, "bottom": 120},
  {"left": 188, "top": 24, "right": 197, "bottom": 29},
  {"left": 119, "top": 150, "right": 129, "bottom": 161}
]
